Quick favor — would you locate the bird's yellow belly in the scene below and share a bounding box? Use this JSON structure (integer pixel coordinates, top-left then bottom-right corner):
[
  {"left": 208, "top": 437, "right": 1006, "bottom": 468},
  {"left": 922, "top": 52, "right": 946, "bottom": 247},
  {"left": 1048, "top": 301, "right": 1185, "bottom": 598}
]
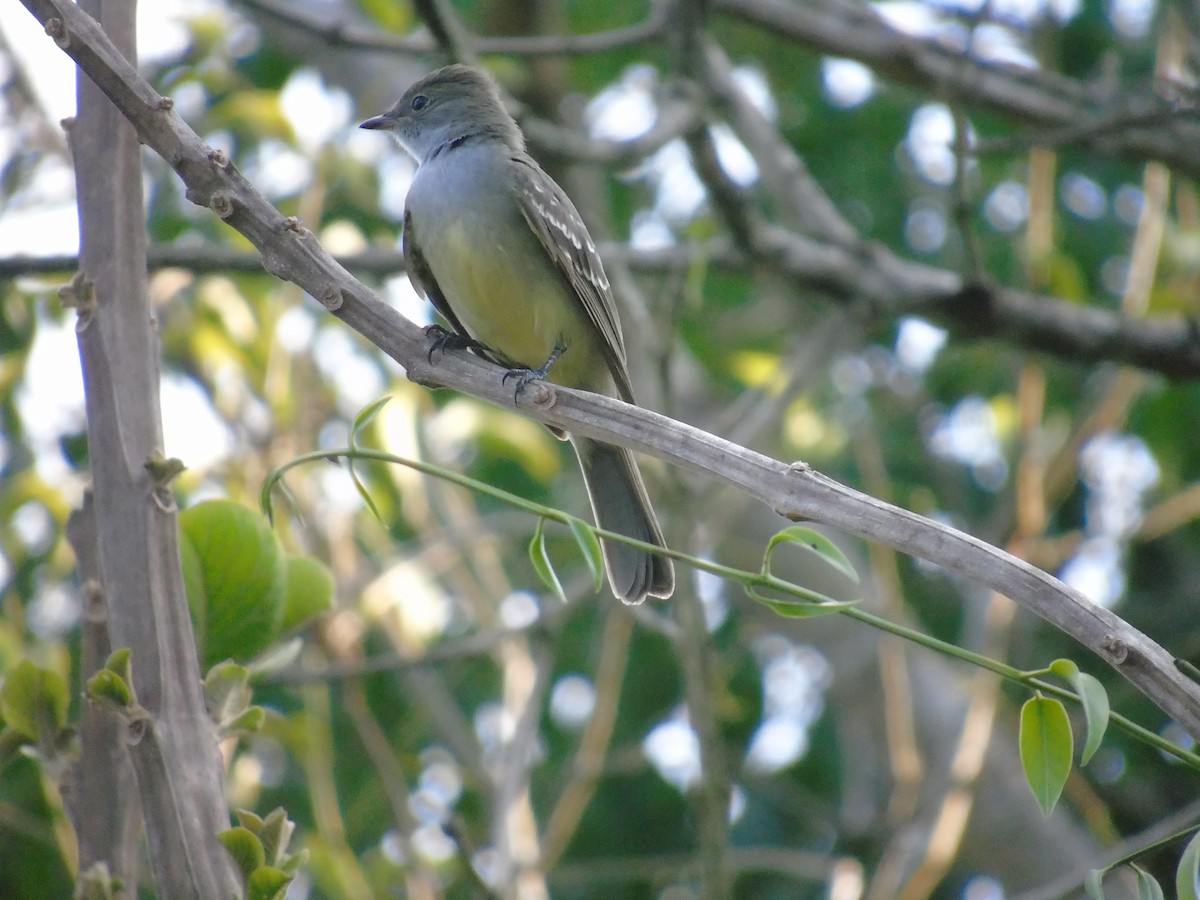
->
[{"left": 428, "top": 221, "right": 600, "bottom": 389}]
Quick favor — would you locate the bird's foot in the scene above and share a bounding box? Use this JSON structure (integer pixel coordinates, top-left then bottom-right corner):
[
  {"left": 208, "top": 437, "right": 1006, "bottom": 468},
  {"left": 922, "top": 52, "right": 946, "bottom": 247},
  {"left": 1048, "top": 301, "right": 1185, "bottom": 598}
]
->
[
  {"left": 502, "top": 342, "right": 567, "bottom": 399},
  {"left": 424, "top": 324, "right": 489, "bottom": 363}
]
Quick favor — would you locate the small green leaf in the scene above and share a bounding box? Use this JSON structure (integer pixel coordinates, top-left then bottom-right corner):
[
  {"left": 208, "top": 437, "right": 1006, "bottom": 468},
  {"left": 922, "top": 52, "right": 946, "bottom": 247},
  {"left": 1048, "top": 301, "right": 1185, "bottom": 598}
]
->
[
  {"left": 1049, "top": 659, "right": 1110, "bottom": 764},
  {"left": 86, "top": 670, "right": 133, "bottom": 711},
  {"left": 219, "top": 826, "right": 266, "bottom": 880},
  {"left": 104, "top": 648, "right": 133, "bottom": 684},
  {"left": 346, "top": 398, "right": 392, "bottom": 526},
  {"left": 1048, "top": 658, "right": 1080, "bottom": 680},
  {"left": 1085, "top": 869, "right": 1107, "bottom": 899},
  {"left": 1177, "top": 829, "right": 1200, "bottom": 900},
  {"left": 764, "top": 526, "right": 859, "bottom": 584},
  {"left": 529, "top": 518, "right": 566, "bottom": 603},
  {"left": 279, "top": 849, "right": 308, "bottom": 875},
  {"left": 236, "top": 809, "right": 265, "bottom": 833},
  {"left": 259, "top": 808, "right": 296, "bottom": 866},
  {"left": 246, "top": 866, "right": 290, "bottom": 900},
  {"left": 1, "top": 660, "right": 70, "bottom": 740},
  {"left": 1133, "top": 864, "right": 1165, "bottom": 900},
  {"left": 346, "top": 457, "right": 385, "bottom": 525},
  {"left": 204, "top": 662, "right": 251, "bottom": 724},
  {"left": 246, "top": 638, "right": 303, "bottom": 678},
  {"left": 350, "top": 396, "right": 391, "bottom": 442},
  {"left": 753, "top": 592, "right": 858, "bottom": 619},
  {"left": 219, "top": 706, "right": 266, "bottom": 738},
  {"left": 1019, "top": 694, "right": 1073, "bottom": 815},
  {"left": 1074, "top": 673, "right": 1110, "bottom": 764},
  {"left": 567, "top": 518, "right": 604, "bottom": 594}
]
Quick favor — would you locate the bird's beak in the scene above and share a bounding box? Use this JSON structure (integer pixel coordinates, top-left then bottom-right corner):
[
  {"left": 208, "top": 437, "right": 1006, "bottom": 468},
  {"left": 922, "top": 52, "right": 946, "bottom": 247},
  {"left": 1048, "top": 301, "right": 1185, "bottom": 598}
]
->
[{"left": 359, "top": 114, "right": 394, "bottom": 131}]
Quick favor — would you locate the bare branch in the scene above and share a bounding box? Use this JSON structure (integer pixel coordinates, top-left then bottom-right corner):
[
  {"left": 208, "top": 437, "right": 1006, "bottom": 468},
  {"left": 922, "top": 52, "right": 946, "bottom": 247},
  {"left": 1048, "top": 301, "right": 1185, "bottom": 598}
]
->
[
  {"left": 56, "top": 0, "right": 238, "bottom": 894},
  {"left": 237, "top": 0, "right": 668, "bottom": 57},
  {"left": 715, "top": 0, "right": 1200, "bottom": 178}
]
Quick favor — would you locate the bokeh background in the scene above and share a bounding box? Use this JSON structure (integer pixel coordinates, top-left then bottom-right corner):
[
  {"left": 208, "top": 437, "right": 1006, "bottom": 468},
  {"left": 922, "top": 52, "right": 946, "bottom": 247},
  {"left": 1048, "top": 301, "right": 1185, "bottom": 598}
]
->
[{"left": 2, "top": 0, "right": 1199, "bottom": 897}]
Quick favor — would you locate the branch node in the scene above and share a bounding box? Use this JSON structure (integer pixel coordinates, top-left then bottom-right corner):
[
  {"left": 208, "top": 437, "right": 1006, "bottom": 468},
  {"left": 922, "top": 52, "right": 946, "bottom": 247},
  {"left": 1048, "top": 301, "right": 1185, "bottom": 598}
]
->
[
  {"left": 59, "top": 271, "right": 96, "bottom": 313},
  {"left": 205, "top": 146, "right": 230, "bottom": 168},
  {"left": 44, "top": 17, "right": 69, "bottom": 49},
  {"left": 209, "top": 192, "right": 235, "bottom": 219},
  {"left": 82, "top": 579, "right": 106, "bottom": 622},
  {"left": 145, "top": 454, "right": 186, "bottom": 488},
  {"left": 521, "top": 381, "right": 556, "bottom": 410},
  {"left": 126, "top": 714, "right": 150, "bottom": 745},
  {"left": 320, "top": 288, "right": 344, "bottom": 311},
  {"left": 281, "top": 216, "right": 308, "bottom": 236},
  {"left": 150, "top": 486, "right": 177, "bottom": 513},
  {"left": 1101, "top": 634, "right": 1129, "bottom": 664},
  {"left": 157, "top": 96, "right": 175, "bottom": 111}
]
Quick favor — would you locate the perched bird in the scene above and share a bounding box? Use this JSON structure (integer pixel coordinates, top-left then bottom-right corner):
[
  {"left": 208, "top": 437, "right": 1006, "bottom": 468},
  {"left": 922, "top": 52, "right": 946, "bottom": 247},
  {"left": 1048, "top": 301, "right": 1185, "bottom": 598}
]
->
[{"left": 361, "top": 65, "right": 674, "bottom": 604}]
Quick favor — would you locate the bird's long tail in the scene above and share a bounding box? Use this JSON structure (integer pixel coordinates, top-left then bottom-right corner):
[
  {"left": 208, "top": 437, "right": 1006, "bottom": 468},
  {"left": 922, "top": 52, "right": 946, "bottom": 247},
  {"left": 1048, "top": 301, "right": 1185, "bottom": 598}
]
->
[{"left": 572, "top": 437, "right": 674, "bottom": 604}]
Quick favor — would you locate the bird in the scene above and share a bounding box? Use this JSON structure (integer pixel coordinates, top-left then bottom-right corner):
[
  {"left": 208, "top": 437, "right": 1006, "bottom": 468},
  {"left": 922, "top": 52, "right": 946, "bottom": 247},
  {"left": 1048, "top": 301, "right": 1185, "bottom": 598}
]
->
[{"left": 361, "top": 64, "right": 674, "bottom": 604}]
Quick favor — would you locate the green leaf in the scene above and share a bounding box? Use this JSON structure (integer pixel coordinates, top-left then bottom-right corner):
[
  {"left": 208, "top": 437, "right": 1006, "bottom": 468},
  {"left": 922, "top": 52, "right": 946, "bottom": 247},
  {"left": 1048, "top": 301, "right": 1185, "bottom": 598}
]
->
[
  {"left": 567, "top": 517, "right": 604, "bottom": 594},
  {"left": 1074, "top": 672, "right": 1110, "bottom": 764},
  {"left": 219, "top": 706, "right": 266, "bottom": 738},
  {"left": 350, "top": 396, "right": 391, "bottom": 441},
  {"left": 258, "top": 808, "right": 296, "bottom": 866},
  {"left": 180, "top": 500, "right": 287, "bottom": 667},
  {"left": 236, "top": 809, "right": 265, "bottom": 833},
  {"left": 219, "top": 826, "right": 266, "bottom": 880},
  {"left": 529, "top": 518, "right": 566, "bottom": 604},
  {"left": 279, "top": 849, "right": 308, "bottom": 875},
  {"left": 278, "top": 555, "right": 335, "bottom": 635},
  {"left": 1, "top": 660, "right": 70, "bottom": 740},
  {"left": 764, "top": 526, "right": 859, "bottom": 584},
  {"left": 753, "top": 592, "right": 858, "bottom": 619},
  {"left": 246, "top": 638, "right": 303, "bottom": 678},
  {"left": 1049, "top": 659, "right": 1110, "bottom": 764},
  {"left": 1019, "top": 694, "right": 1073, "bottom": 815},
  {"left": 246, "top": 866, "right": 290, "bottom": 900},
  {"left": 1178, "top": 829, "right": 1200, "bottom": 900},
  {"left": 104, "top": 648, "right": 132, "bottom": 684},
  {"left": 346, "top": 398, "right": 392, "bottom": 525},
  {"left": 86, "top": 670, "right": 133, "bottom": 711},
  {"left": 1085, "top": 869, "right": 1107, "bottom": 899},
  {"left": 204, "top": 662, "right": 251, "bottom": 725},
  {"left": 1133, "top": 864, "right": 1165, "bottom": 900}
]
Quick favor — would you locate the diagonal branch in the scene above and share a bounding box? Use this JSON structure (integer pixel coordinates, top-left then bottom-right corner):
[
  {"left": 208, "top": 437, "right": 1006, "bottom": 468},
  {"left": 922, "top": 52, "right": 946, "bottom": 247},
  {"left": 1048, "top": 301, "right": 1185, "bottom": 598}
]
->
[{"left": 22, "top": 0, "right": 1200, "bottom": 739}]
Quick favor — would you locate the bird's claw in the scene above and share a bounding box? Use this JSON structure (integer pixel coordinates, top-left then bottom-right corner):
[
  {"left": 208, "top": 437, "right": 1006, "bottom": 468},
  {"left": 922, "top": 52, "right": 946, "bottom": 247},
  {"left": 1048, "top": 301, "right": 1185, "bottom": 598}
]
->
[
  {"left": 425, "top": 324, "right": 487, "bottom": 363},
  {"left": 502, "top": 342, "right": 566, "bottom": 400}
]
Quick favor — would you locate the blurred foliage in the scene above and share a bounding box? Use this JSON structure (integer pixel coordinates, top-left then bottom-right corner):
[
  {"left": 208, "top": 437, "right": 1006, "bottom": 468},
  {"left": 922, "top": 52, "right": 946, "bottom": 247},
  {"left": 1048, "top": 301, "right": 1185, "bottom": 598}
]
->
[{"left": 2, "top": 0, "right": 1200, "bottom": 898}]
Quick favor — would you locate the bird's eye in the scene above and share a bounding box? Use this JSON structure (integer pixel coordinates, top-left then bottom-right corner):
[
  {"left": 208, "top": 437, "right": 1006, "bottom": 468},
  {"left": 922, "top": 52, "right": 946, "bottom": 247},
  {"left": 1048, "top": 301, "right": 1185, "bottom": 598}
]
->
[{"left": 411, "top": 94, "right": 430, "bottom": 111}]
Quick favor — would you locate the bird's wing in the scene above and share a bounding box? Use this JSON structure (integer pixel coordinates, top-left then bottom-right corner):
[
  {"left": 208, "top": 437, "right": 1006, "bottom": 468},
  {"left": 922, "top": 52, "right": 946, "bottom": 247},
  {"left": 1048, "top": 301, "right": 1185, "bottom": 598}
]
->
[
  {"left": 510, "top": 154, "right": 635, "bottom": 403},
  {"left": 403, "top": 207, "right": 473, "bottom": 340}
]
